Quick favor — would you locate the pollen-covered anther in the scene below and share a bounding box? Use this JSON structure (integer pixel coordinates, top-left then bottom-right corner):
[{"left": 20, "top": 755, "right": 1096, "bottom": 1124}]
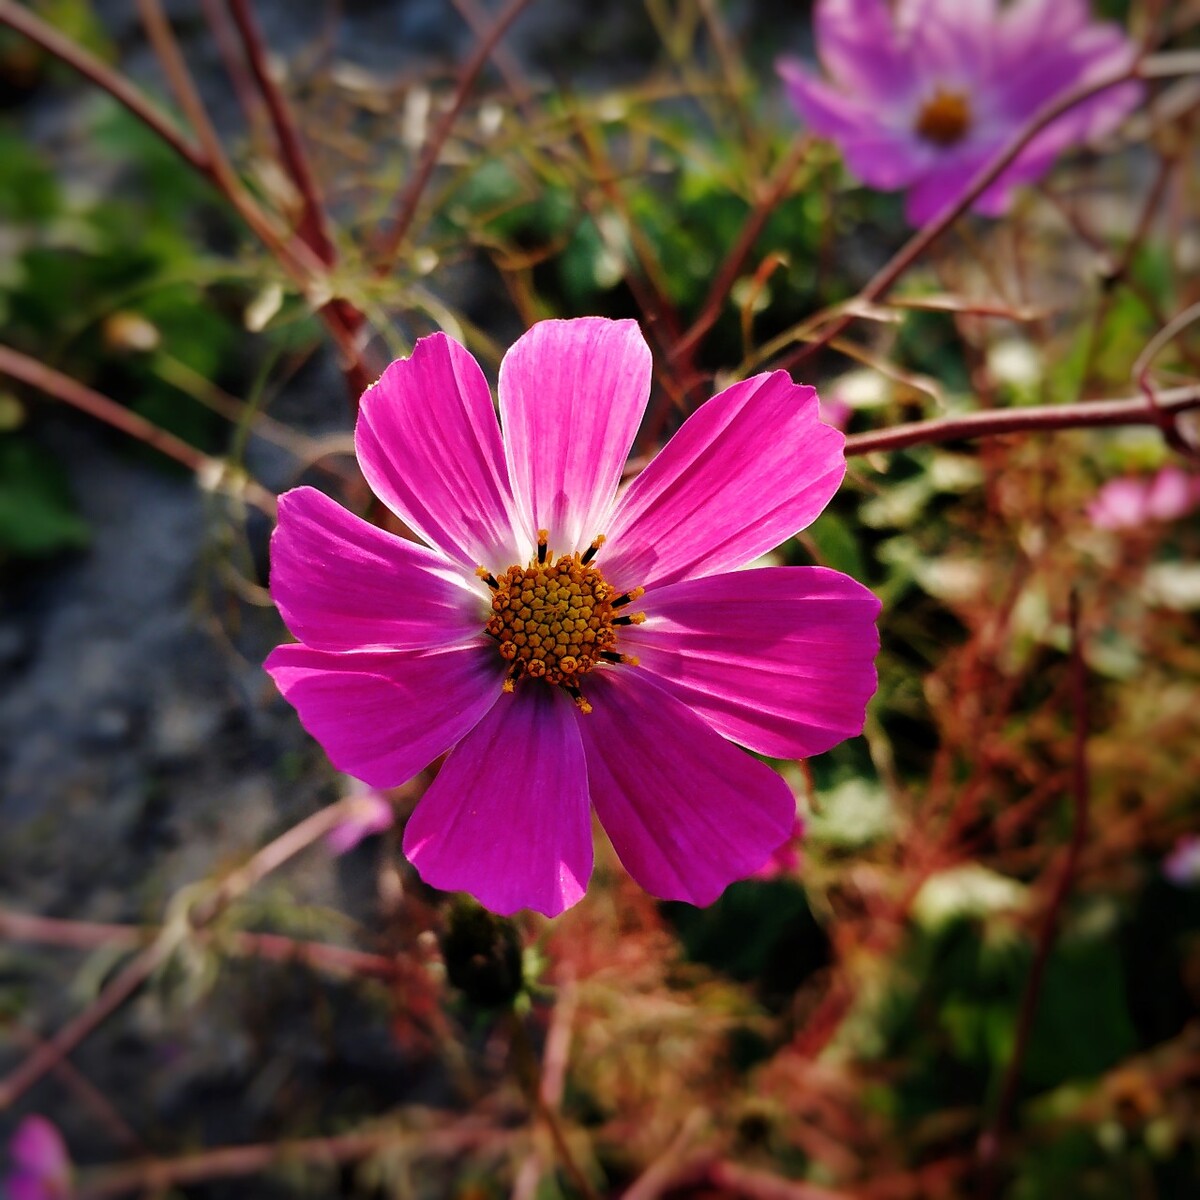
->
[{"left": 482, "top": 545, "right": 643, "bottom": 697}]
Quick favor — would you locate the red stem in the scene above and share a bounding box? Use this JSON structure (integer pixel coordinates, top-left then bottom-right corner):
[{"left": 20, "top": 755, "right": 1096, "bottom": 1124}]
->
[
  {"left": 0, "top": 0, "right": 203, "bottom": 169},
  {"left": 224, "top": 0, "right": 337, "bottom": 266},
  {"left": 0, "top": 344, "right": 278, "bottom": 514},
  {"left": 843, "top": 383, "right": 1200, "bottom": 456}
]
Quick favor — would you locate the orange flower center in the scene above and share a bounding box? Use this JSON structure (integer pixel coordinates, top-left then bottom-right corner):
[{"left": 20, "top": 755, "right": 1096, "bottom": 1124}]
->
[
  {"left": 915, "top": 88, "right": 972, "bottom": 146},
  {"left": 478, "top": 531, "right": 643, "bottom": 713}
]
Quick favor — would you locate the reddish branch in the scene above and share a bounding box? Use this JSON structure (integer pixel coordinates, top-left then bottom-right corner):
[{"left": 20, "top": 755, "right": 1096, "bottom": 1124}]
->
[
  {"left": 0, "top": 0, "right": 203, "bottom": 167},
  {"left": 844, "top": 383, "right": 1200, "bottom": 457},
  {"left": 671, "top": 137, "right": 812, "bottom": 366},
  {"left": 78, "top": 1124, "right": 508, "bottom": 1198},
  {"left": 0, "top": 344, "right": 277, "bottom": 514},
  {"left": 224, "top": 0, "right": 336, "bottom": 267},
  {"left": 0, "top": 0, "right": 371, "bottom": 396}
]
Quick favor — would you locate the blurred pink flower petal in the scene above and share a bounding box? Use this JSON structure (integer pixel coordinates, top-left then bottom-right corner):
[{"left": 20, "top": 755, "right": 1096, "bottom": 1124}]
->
[
  {"left": 752, "top": 817, "right": 807, "bottom": 880},
  {"left": 267, "top": 318, "right": 880, "bottom": 916},
  {"left": 5, "top": 1116, "right": 72, "bottom": 1200},
  {"left": 1087, "top": 467, "right": 1200, "bottom": 530},
  {"left": 325, "top": 785, "right": 396, "bottom": 855},
  {"left": 779, "top": 0, "right": 1142, "bottom": 225},
  {"left": 818, "top": 395, "right": 852, "bottom": 432},
  {"left": 1164, "top": 835, "right": 1200, "bottom": 887}
]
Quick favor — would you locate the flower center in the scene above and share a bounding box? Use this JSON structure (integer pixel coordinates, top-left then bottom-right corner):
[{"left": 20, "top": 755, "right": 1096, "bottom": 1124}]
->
[
  {"left": 477, "top": 531, "right": 644, "bottom": 714},
  {"left": 915, "top": 88, "right": 972, "bottom": 146}
]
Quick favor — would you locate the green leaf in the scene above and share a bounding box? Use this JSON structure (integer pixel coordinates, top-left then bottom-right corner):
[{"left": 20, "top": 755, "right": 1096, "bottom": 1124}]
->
[{"left": 0, "top": 435, "right": 89, "bottom": 558}]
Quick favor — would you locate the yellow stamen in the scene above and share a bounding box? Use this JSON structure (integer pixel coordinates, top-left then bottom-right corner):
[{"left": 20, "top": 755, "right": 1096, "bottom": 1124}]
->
[{"left": 480, "top": 535, "right": 645, "bottom": 711}]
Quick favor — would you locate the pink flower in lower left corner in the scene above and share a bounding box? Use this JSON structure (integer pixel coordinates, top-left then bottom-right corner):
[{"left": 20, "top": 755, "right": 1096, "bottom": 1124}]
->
[
  {"left": 265, "top": 317, "right": 881, "bottom": 917},
  {"left": 5, "top": 1116, "right": 72, "bottom": 1200}
]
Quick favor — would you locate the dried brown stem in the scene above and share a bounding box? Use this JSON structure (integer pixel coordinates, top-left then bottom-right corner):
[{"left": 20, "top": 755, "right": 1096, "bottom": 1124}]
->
[
  {"left": 670, "top": 137, "right": 811, "bottom": 366},
  {"left": 0, "top": 909, "right": 399, "bottom": 981},
  {"left": 225, "top": 0, "right": 337, "bottom": 265}
]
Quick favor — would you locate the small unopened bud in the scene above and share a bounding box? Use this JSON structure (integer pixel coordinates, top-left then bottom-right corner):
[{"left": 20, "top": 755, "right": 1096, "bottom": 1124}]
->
[
  {"left": 439, "top": 898, "right": 524, "bottom": 1009},
  {"left": 102, "top": 311, "right": 161, "bottom": 354}
]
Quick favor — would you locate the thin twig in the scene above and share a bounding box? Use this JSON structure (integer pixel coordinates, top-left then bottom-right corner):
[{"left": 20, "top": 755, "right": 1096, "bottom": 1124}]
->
[
  {"left": 0, "top": 802, "right": 353, "bottom": 1109},
  {"left": 620, "top": 1109, "right": 711, "bottom": 1200},
  {"left": 670, "top": 137, "right": 811, "bottom": 366},
  {"left": 843, "top": 383, "right": 1200, "bottom": 457},
  {"left": 0, "top": 344, "right": 277, "bottom": 515},
  {"left": 5, "top": 1026, "right": 145, "bottom": 1154},
  {"left": 0, "top": 909, "right": 400, "bottom": 981},
  {"left": 225, "top": 0, "right": 337, "bottom": 265},
  {"left": 705, "top": 1160, "right": 848, "bottom": 1200},
  {"left": 373, "top": 0, "right": 537, "bottom": 271},
  {"left": 1133, "top": 300, "right": 1200, "bottom": 459},
  {"left": 1, "top": 0, "right": 370, "bottom": 393},
  {"left": 0, "top": 0, "right": 204, "bottom": 167},
  {"left": 77, "top": 1123, "right": 508, "bottom": 1198},
  {"left": 975, "top": 592, "right": 1092, "bottom": 1192},
  {"left": 509, "top": 1013, "right": 599, "bottom": 1200}
]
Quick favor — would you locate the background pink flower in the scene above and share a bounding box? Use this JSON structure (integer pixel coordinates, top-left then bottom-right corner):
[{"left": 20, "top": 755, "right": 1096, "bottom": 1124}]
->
[
  {"left": 1087, "top": 466, "right": 1200, "bottom": 530},
  {"left": 5, "top": 1116, "right": 72, "bottom": 1200},
  {"left": 266, "top": 318, "right": 880, "bottom": 918},
  {"left": 325, "top": 781, "right": 396, "bottom": 855},
  {"left": 779, "top": 0, "right": 1142, "bottom": 226}
]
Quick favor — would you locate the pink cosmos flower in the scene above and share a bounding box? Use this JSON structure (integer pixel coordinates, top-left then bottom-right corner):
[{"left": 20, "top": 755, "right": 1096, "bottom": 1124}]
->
[
  {"left": 1087, "top": 466, "right": 1200, "bottom": 531},
  {"left": 5, "top": 1116, "right": 72, "bottom": 1200},
  {"left": 325, "top": 781, "right": 396, "bottom": 855},
  {"left": 266, "top": 318, "right": 880, "bottom": 917},
  {"left": 779, "top": 0, "right": 1142, "bottom": 226},
  {"left": 1164, "top": 835, "right": 1200, "bottom": 888}
]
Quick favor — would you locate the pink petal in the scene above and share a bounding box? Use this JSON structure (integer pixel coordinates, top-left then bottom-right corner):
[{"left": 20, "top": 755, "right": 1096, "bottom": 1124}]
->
[
  {"left": 579, "top": 671, "right": 797, "bottom": 906},
  {"left": 899, "top": 0, "right": 1000, "bottom": 80},
  {"left": 1087, "top": 476, "right": 1148, "bottom": 530},
  {"left": 403, "top": 687, "right": 592, "bottom": 917},
  {"left": 270, "top": 486, "right": 486, "bottom": 652},
  {"left": 600, "top": 373, "right": 845, "bottom": 591},
  {"left": 325, "top": 787, "right": 396, "bottom": 855},
  {"left": 903, "top": 147, "right": 998, "bottom": 226},
  {"left": 813, "top": 0, "right": 916, "bottom": 103},
  {"left": 356, "top": 333, "right": 525, "bottom": 574},
  {"left": 9, "top": 1118, "right": 68, "bottom": 1177},
  {"left": 6, "top": 1116, "right": 70, "bottom": 1200},
  {"left": 779, "top": 62, "right": 932, "bottom": 191},
  {"left": 264, "top": 641, "right": 504, "bottom": 789},
  {"left": 619, "top": 567, "right": 880, "bottom": 759},
  {"left": 1147, "top": 468, "right": 1200, "bottom": 521},
  {"left": 499, "top": 318, "right": 652, "bottom": 555}
]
